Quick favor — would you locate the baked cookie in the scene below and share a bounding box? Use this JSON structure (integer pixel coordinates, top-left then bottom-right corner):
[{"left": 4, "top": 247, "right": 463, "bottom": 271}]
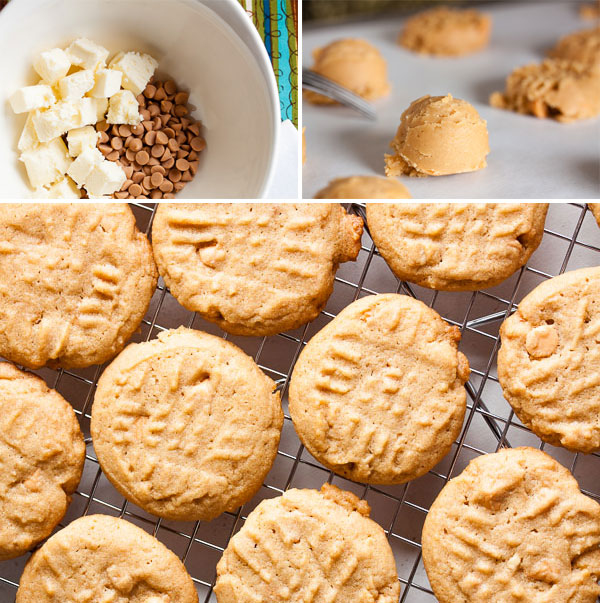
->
[
  {"left": 384, "top": 95, "right": 489, "bottom": 178},
  {"left": 91, "top": 327, "right": 283, "bottom": 521},
  {"left": 367, "top": 203, "right": 548, "bottom": 291},
  {"left": 314, "top": 176, "right": 411, "bottom": 199},
  {"left": 214, "top": 483, "right": 400, "bottom": 602},
  {"left": 399, "top": 7, "right": 491, "bottom": 57},
  {"left": 589, "top": 203, "right": 600, "bottom": 226},
  {"left": 304, "top": 38, "right": 390, "bottom": 104},
  {"left": 0, "top": 203, "right": 157, "bottom": 369},
  {"left": 151, "top": 204, "right": 363, "bottom": 336},
  {"left": 289, "top": 294, "right": 469, "bottom": 484},
  {"left": 422, "top": 447, "right": 600, "bottom": 603},
  {"left": 0, "top": 363, "right": 84, "bottom": 561},
  {"left": 580, "top": 0, "right": 600, "bottom": 21},
  {"left": 549, "top": 27, "right": 600, "bottom": 70},
  {"left": 498, "top": 266, "right": 600, "bottom": 453},
  {"left": 16, "top": 514, "right": 199, "bottom": 603},
  {"left": 490, "top": 58, "right": 600, "bottom": 122}
]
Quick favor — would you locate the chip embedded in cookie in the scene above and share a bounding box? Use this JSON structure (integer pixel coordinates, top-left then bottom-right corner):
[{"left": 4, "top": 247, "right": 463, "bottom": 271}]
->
[
  {"left": 91, "top": 327, "right": 283, "bottom": 521},
  {"left": 16, "top": 514, "right": 199, "bottom": 603},
  {"left": 367, "top": 203, "right": 548, "bottom": 291},
  {"left": 422, "top": 447, "right": 600, "bottom": 603},
  {"left": 0, "top": 363, "right": 85, "bottom": 561},
  {"left": 214, "top": 483, "right": 400, "bottom": 602},
  {"left": 151, "top": 203, "right": 363, "bottom": 336},
  {"left": 0, "top": 203, "right": 157, "bottom": 369},
  {"left": 498, "top": 266, "right": 600, "bottom": 453},
  {"left": 289, "top": 294, "right": 470, "bottom": 485}
]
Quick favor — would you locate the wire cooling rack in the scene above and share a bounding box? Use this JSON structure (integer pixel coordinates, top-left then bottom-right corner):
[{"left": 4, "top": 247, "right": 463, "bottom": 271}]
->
[{"left": 1, "top": 202, "right": 600, "bottom": 603}]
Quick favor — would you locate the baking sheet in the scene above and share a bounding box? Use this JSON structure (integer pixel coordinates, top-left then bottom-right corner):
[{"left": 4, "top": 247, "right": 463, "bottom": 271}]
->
[{"left": 302, "top": 1, "right": 600, "bottom": 199}]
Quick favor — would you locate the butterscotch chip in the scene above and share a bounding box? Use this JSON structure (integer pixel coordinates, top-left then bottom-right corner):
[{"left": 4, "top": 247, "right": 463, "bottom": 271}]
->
[
  {"left": 548, "top": 27, "right": 600, "bottom": 70},
  {"left": 215, "top": 484, "right": 400, "bottom": 602},
  {"left": 498, "top": 266, "right": 600, "bottom": 452},
  {"left": 152, "top": 144, "right": 165, "bottom": 158},
  {"left": 91, "top": 327, "right": 283, "bottom": 521},
  {"left": 367, "top": 203, "right": 548, "bottom": 291},
  {"left": 135, "top": 150, "right": 150, "bottom": 165},
  {"left": 400, "top": 6, "right": 491, "bottom": 56},
  {"left": 0, "top": 204, "right": 157, "bottom": 369},
  {"left": 159, "top": 180, "right": 174, "bottom": 193},
  {"left": 142, "top": 175, "right": 153, "bottom": 190},
  {"left": 289, "top": 294, "right": 469, "bottom": 484},
  {"left": 155, "top": 130, "right": 169, "bottom": 145},
  {"left": 150, "top": 172, "right": 164, "bottom": 187},
  {"left": 422, "top": 447, "right": 600, "bottom": 603},
  {"left": 0, "top": 363, "right": 84, "bottom": 561},
  {"left": 190, "top": 136, "right": 206, "bottom": 151},
  {"left": 118, "top": 125, "right": 131, "bottom": 137},
  {"left": 106, "top": 150, "right": 119, "bottom": 162},
  {"left": 131, "top": 124, "right": 144, "bottom": 136},
  {"left": 96, "top": 121, "right": 109, "bottom": 132},
  {"left": 175, "top": 91, "right": 189, "bottom": 105},
  {"left": 144, "top": 130, "right": 156, "bottom": 146},
  {"left": 16, "top": 515, "right": 198, "bottom": 603},
  {"left": 164, "top": 80, "right": 177, "bottom": 96},
  {"left": 315, "top": 175, "right": 411, "bottom": 199},
  {"left": 163, "top": 157, "right": 175, "bottom": 169},
  {"left": 176, "top": 158, "right": 189, "bottom": 171},
  {"left": 151, "top": 204, "right": 363, "bottom": 336},
  {"left": 131, "top": 172, "right": 144, "bottom": 185},
  {"left": 385, "top": 94, "right": 489, "bottom": 177}
]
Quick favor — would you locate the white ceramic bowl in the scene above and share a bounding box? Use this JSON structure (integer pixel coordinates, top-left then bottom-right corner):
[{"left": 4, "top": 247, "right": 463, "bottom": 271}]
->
[{"left": 0, "top": 0, "right": 280, "bottom": 198}]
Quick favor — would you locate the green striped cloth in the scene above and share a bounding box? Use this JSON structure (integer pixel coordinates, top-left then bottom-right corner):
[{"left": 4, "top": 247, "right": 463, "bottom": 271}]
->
[{"left": 238, "top": 0, "right": 298, "bottom": 126}]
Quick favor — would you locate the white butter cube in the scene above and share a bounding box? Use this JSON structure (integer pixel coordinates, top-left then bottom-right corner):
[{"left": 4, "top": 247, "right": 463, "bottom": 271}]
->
[
  {"left": 75, "top": 97, "right": 99, "bottom": 127},
  {"left": 32, "top": 101, "right": 80, "bottom": 142},
  {"left": 18, "top": 113, "right": 39, "bottom": 152},
  {"left": 66, "top": 38, "right": 109, "bottom": 71},
  {"left": 67, "top": 146, "right": 104, "bottom": 187},
  {"left": 90, "top": 68, "right": 122, "bottom": 98},
  {"left": 67, "top": 126, "right": 98, "bottom": 157},
  {"left": 20, "top": 138, "right": 72, "bottom": 189},
  {"left": 85, "top": 160, "right": 126, "bottom": 197},
  {"left": 58, "top": 69, "right": 95, "bottom": 101},
  {"left": 107, "top": 90, "right": 141, "bottom": 125},
  {"left": 34, "top": 48, "right": 71, "bottom": 84},
  {"left": 9, "top": 85, "right": 55, "bottom": 114},
  {"left": 34, "top": 176, "right": 81, "bottom": 199},
  {"left": 109, "top": 51, "right": 158, "bottom": 95},
  {"left": 93, "top": 97, "right": 109, "bottom": 121}
]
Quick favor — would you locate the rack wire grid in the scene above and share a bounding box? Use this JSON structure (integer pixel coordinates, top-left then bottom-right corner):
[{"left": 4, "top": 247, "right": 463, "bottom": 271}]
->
[{"left": 1, "top": 202, "right": 600, "bottom": 603}]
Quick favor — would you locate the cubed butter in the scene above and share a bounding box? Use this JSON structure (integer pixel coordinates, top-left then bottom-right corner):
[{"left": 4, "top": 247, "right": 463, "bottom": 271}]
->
[
  {"left": 85, "top": 160, "right": 126, "bottom": 197},
  {"left": 93, "top": 97, "right": 109, "bottom": 121},
  {"left": 75, "top": 97, "right": 99, "bottom": 127},
  {"left": 32, "top": 101, "right": 80, "bottom": 142},
  {"left": 107, "top": 90, "right": 141, "bottom": 125},
  {"left": 17, "top": 113, "right": 39, "bottom": 152},
  {"left": 19, "top": 138, "right": 72, "bottom": 189},
  {"left": 90, "top": 68, "right": 122, "bottom": 98},
  {"left": 67, "top": 126, "right": 98, "bottom": 157},
  {"left": 66, "top": 38, "right": 109, "bottom": 71},
  {"left": 66, "top": 146, "right": 104, "bottom": 187},
  {"left": 58, "top": 69, "right": 95, "bottom": 101},
  {"left": 34, "top": 176, "right": 81, "bottom": 199},
  {"left": 9, "top": 85, "right": 55, "bottom": 114},
  {"left": 33, "top": 48, "right": 71, "bottom": 84},
  {"left": 109, "top": 51, "right": 158, "bottom": 95}
]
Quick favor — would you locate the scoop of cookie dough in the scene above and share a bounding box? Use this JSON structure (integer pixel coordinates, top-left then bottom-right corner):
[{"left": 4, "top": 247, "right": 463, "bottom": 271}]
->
[
  {"left": 490, "top": 58, "right": 600, "bottom": 122},
  {"left": 399, "top": 6, "right": 491, "bottom": 56},
  {"left": 498, "top": 266, "right": 600, "bottom": 453},
  {"left": 0, "top": 363, "right": 85, "bottom": 561},
  {"left": 16, "top": 515, "right": 199, "bottom": 603},
  {"left": 314, "top": 175, "right": 411, "bottom": 199},
  {"left": 549, "top": 26, "right": 600, "bottom": 70},
  {"left": 305, "top": 38, "right": 390, "bottom": 104},
  {"left": 384, "top": 94, "right": 490, "bottom": 177},
  {"left": 215, "top": 483, "right": 400, "bottom": 603},
  {"left": 423, "top": 447, "right": 600, "bottom": 603},
  {"left": 151, "top": 203, "right": 363, "bottom": 336}
]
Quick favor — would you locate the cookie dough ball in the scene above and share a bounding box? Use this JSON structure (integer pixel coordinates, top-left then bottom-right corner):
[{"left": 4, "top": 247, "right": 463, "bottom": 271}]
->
[
  {"left": 367, "top": 203, "right": 548, "bottom": 291},
  {"left": 314, "top": 176, "right": 411, "bottom": 199},
  {"left": 422, "top": 447, "right": 600, "bottom": 603},
  {"left": 490, "top": 58, "right": 600, "bottom": 122},
  {"left": 305, "top": 38, "right": 390, "bottom": 104},
  {"left": 215, "top": 484, "right": 400, "bottom": 603},
  {"left": 549, "top": 27, "right": 600, "bottom": 70},
  {"left": 385, "top": 94, "right": 490, "bottom": 177},
  {"left": 400, "top": 7, "right": 491, "bottom": 57}
]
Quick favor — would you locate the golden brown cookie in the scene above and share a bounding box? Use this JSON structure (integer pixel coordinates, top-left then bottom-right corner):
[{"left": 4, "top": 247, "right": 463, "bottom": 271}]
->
[
  {"left": 0, "top": 203, "right": 157, "bottom": 369},
  {"left": 399, "top": 7, "right": 491, "bottom": 57},
  {"left": 314, "top": 176, "right": 411, "bottom": 199},
  {"left": 214, "top": 483, "right": 400, "bottom": 602},
  {"left": 367, "top": 203, "right": 548, "bottom": 291},
  {"left": 498, "top": 266, "right": 600, "bottom": 453},
  {"left": 422, "top": 447, "right": 600, "bottom": 603},
  {"left": 549, "top": 27, "right": 600, "bottom": 70},
  {"left": 304, "top": 38, "right": 390, "bottom": 104},
  {"left": 0, "top": 363, "right": 84, "bottom": 561},
  {"left": 589, "top": 203, "right": 600, "bottom": 225},
  {"left": 289, "top": 294, "right": 469, "bottom": 484},
  {"left": 91, "top": 327, "right": 283, "bottom": 521},
  {"left": 490, "top": 58, "right": 600, "bottom": 122},
  {"left": 16, "top": 514, "right": 199, "bottom": 603},
  {"left": 384, "top": 95, "right": 489, "bottom": 177},
  {"left": 580, "top": 0, "right": 600, "bottom": 21},
  {"left": 151, "top": 204, "right": 363, "bottom": 336}
]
